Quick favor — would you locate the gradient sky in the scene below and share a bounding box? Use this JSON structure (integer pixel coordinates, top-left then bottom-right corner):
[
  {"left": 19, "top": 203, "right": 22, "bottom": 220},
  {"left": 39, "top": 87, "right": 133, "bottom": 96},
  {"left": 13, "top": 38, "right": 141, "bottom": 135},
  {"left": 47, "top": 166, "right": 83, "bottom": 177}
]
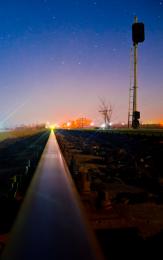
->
[{"left": 0, "top": 0, "right": 162, "bottom": 127}]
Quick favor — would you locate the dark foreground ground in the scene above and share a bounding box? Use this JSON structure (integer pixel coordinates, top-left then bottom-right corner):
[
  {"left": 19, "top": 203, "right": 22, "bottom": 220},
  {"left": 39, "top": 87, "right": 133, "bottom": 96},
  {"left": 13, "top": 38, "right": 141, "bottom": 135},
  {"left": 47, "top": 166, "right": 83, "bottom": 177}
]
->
[
  {"left": 56, "top": 129, "right": 163, "bottom": 260},
  {"left": 0, "top": 129, "right": 49, "bottom": 254}
]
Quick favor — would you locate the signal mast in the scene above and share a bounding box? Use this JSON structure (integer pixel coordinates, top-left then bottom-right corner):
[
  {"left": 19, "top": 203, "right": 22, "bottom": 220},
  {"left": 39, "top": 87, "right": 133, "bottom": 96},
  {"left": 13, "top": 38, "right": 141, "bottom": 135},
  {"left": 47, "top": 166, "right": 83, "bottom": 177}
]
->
[{"left": 128, "top": 16, "right": 145, "bottom": 128}]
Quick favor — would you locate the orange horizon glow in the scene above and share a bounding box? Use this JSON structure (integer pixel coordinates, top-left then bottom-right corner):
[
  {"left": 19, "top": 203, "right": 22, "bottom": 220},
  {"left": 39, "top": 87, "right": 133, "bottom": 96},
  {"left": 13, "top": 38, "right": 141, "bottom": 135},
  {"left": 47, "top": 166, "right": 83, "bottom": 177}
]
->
[
  {"left": 141, "top": 119, "right": 163, "bottom": 125},
  {"left": 60, "top": 117, "right": 93, "bottom": 129},
  {"left": 159, "top": 120, "right": 163, "bottom": 126}
]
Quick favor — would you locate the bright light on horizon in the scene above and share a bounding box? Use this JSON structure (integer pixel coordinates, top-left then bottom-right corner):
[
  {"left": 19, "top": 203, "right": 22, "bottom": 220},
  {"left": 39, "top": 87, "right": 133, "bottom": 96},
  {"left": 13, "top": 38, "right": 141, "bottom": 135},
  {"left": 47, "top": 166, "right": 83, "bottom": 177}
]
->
[
  {"left": 100, "top": 123, "right": 106, "bottom": 129},
  {"left": 67, "top": 122, "right": 71, "bottom": 127},
  {"left": 45, "top": 122, "right": 60, "bottom": 130}
]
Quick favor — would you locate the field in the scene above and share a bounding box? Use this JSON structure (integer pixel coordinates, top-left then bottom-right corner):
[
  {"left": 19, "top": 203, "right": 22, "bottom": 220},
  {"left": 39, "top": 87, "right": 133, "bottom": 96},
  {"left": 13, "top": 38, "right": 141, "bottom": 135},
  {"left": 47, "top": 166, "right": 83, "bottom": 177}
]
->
[
  {"left": 0, "top": 128, "right": 47, "bottom": 141},
  {"left": 56, "top": 129, "right": 163, "bottom": 259}
]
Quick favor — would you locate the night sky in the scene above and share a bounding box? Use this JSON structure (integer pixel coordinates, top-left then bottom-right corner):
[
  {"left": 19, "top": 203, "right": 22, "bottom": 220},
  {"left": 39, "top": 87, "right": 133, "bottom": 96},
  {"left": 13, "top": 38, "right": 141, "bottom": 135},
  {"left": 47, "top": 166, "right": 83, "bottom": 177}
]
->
[{"left": 0, "top": 0, "right": 163, "bottom": 127}]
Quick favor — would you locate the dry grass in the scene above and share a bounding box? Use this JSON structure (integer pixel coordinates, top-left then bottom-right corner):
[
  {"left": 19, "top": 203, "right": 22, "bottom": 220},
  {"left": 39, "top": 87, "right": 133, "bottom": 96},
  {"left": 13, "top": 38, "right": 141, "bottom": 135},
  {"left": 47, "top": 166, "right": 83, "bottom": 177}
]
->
[{"left": 0, "top": 128, "right": 46, "bottom": 142}]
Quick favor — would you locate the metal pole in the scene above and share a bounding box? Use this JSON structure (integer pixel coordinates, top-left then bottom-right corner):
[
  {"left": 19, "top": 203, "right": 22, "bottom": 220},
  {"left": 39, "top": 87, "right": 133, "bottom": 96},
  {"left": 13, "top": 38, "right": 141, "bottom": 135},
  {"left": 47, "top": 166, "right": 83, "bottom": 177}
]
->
[
  {"left": 133, "top": 16, "right": 138, "bottom": 114},
  {"left": 131, "top": 16, "right": 144, "bottom": 128}
]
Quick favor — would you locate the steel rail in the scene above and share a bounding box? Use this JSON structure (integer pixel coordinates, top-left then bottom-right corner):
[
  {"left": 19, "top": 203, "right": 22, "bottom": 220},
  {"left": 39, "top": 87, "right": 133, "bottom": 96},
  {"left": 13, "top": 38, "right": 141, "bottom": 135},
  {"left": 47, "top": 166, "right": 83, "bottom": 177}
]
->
[{"left": 2, "top": 130, "right": 103, "bottom": 260}]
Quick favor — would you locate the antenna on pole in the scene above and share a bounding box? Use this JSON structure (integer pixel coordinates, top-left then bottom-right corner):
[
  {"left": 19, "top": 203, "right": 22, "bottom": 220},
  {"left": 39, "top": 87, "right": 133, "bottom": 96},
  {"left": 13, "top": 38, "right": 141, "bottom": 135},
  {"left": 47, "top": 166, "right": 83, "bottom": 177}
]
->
[{"left": 131, "top": 16, "right": 145, "bottom": 128}]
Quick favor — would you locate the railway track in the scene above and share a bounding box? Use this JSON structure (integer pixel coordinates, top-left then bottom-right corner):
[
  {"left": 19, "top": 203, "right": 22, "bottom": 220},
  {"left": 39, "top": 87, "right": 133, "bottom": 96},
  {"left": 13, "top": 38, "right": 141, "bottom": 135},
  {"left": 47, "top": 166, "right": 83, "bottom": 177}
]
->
[{"left": 1, "top": 130, "right": 103, "bottom": 260}]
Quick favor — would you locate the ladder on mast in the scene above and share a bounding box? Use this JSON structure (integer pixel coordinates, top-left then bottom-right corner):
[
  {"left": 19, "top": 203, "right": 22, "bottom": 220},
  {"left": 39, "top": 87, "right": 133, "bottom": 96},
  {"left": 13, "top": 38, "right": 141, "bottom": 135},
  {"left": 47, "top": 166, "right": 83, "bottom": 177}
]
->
[{"left": 128, "top": 47, "right": 134, "bottom": 128}]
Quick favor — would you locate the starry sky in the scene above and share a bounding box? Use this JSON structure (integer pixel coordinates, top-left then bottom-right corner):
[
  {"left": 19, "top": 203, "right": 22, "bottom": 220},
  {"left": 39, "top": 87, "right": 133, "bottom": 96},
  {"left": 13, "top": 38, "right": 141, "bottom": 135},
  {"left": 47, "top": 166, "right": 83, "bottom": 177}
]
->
[{"left": 0, "top": 0, "right": 163, "bottom": 128}]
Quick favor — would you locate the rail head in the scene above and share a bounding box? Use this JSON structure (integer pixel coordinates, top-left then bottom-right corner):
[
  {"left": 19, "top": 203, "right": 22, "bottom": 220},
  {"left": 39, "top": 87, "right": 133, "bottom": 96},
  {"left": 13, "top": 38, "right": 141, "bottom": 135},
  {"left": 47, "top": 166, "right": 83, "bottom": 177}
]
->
[{"left": 2, "top": 130, "right": 104, "bottom": 260}]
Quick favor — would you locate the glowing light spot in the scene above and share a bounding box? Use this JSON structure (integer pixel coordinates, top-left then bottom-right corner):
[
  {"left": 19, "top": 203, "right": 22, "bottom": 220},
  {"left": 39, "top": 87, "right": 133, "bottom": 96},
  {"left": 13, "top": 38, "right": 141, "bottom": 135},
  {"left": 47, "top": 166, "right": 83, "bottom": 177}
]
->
[
  {"left": 100, "top": 123, "right": 106, "bottom": 129},
  {"left": 50, "top": 124, "right": 55, "bottom": 130},
  {"left": 67, "top": 122, "right": 71, "bottom": 127}
]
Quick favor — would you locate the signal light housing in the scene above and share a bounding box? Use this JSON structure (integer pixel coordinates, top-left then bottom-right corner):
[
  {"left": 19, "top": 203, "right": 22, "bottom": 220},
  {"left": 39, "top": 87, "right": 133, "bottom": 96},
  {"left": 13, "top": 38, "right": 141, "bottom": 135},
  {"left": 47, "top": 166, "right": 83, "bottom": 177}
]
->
[{"left": 132, "top": 23, "right": 145, "bottom": 44}]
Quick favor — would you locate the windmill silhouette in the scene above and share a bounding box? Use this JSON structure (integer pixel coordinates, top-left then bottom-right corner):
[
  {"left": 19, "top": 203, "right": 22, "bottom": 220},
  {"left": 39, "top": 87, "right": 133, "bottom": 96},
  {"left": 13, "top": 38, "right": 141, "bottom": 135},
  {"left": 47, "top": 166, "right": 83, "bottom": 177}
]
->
[{"left": 99, "top": 99, "right": 112, "bottom": 128}]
